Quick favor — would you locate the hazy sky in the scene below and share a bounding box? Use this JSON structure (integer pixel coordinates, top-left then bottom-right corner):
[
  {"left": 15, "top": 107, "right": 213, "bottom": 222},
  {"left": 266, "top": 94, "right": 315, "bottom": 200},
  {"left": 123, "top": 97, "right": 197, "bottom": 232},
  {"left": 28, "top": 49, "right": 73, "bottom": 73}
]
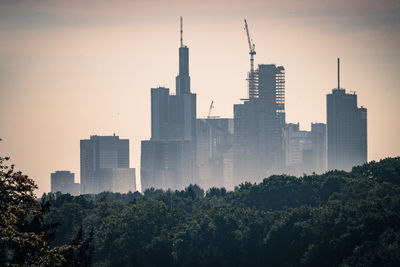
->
[{"left": 0, "top": 0, "right": 399, "bottom": 195}]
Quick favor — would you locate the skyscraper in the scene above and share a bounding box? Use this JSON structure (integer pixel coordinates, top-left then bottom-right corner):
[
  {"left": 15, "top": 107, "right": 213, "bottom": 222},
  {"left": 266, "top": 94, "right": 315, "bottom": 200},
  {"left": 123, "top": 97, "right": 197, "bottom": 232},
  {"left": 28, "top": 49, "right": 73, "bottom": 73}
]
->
[
  {"left": 311, "top": 123, "right": 327, "bottom": 173},
  {"left": 196, "top": 118, "right": 234, "bottom": 190},
  {"left": 327, "top": 59, "right": 367, "bottom": 171},
  {"left": 285, "top": 123, "right": 312, "bottom": 175},
  {"left": 284, "top": 123, "right": 327, "bottom": 176},
  {"left": 141, "top": 17, "right": 197, "bottom": 191},
  {"left": 150, "top": 86, "right": 196, "bottom": 141},
  {"left": 233, "top": 64, "right": 286, "bottom": 184},
  {"left": 80, "top": 134, "right": 136, "bottom": 194},
  {"left": 176, "top": 18, "right": 190, "bottom": 96}
]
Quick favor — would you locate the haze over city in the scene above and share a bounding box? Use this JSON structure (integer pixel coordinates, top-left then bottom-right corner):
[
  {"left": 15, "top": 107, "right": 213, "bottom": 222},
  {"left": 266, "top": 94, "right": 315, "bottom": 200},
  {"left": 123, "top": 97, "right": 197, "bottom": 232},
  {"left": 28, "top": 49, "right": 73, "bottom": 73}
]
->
[{"left": 0, "top": 0, "right": 399, "bottom": 195}]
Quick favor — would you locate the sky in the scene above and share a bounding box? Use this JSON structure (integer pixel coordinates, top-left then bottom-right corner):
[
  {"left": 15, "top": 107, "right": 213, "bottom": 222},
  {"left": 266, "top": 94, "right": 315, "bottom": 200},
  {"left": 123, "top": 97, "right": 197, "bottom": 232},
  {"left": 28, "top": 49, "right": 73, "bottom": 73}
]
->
[{"left": 0, "top": 0, "right": 399, "bottom": 195}]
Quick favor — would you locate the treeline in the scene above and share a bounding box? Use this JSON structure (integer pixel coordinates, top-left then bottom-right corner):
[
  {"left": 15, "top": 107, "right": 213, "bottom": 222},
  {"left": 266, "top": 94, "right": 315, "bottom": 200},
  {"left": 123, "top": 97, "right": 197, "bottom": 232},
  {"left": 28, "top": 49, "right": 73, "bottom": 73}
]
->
[{"left": 41, "top": 158, "right": 400, "bottom": 267}]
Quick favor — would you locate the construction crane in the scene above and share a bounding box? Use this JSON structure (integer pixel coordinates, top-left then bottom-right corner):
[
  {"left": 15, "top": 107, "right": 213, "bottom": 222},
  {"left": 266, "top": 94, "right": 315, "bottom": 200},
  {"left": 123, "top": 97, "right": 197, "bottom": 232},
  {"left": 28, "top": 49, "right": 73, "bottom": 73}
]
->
[
  {"left": 244, "top": 19, "right": 257, "bottom": 99},
  {"left": 207, "top": 101, "right": 215, "bottom": 118}
]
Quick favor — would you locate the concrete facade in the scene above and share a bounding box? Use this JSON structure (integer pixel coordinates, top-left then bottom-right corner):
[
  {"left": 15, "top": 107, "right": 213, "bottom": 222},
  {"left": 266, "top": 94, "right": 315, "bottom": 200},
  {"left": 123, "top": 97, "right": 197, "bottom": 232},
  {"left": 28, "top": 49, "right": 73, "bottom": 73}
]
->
[
  {"left": 327, "top": 88, "right": 367, "bottom": 171},
  {"left": 80, "top": 135, "right": 135, "bottom": 194},
  {"left": 233, "top": 64, "right": 286, "bottom": 184},
  {"left": 51, "top": 170, "right": 80, "bottom": 195}
]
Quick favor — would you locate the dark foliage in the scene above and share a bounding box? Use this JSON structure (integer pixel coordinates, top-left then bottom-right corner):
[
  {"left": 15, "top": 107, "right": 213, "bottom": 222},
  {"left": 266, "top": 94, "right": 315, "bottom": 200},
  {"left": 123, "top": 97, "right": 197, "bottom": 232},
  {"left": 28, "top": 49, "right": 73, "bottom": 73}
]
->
[
  {"left": 1, "top": 147, "right": 94, "bottom": 266},
  {"left": 43, "top": 157, "right": 400, "bottom": 266}
]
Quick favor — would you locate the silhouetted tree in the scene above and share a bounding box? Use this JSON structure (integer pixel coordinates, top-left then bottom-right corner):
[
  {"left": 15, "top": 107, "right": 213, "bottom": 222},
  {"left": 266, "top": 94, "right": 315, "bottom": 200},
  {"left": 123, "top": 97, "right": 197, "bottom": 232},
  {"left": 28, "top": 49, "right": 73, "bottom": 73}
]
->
[{"left": 0, "top": 151, "right": 75, "bottom": 266}]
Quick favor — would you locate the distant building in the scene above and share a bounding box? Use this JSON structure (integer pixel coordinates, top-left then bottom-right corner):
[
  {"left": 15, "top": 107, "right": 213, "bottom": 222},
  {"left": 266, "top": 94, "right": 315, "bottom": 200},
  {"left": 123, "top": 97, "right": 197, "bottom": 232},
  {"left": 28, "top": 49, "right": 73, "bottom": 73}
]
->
[
  {"left": 141, "top": 18, "right": 197, "bottom": 191},
  {"left": 233, "top": 64, "right": 286, "bottom": 184},
  {"left": 94, "top": 168, "right": 136, "bottom": 194},
  {"left": 51, "top": 170, "right": 80, "bottom": 195},
  {"left": 80, "top": 134, "right": 136, "bottom": 194},
  {"left": 311, "top": 123, "right": 327, "bottom": 173},
  {"left": 150, "top": 87, "right": 196, "bottom": 141},
  {"left": 327, "top": 59, "right": 367, "bottom": 171},
  {"left": 285, "top": 123, "right": 312, "bottom": 175},
  {"left": 327, "top": 89, "right": 367, "bottom": 171},
  {"left": 285, "top": 123, "right": 327, "bottom": 176},
  {"left": 196, "top": 118, "right": 234, "bottom": 190},
  {"left": 141, "top": 140, "right": 196, "bottom": 190}
]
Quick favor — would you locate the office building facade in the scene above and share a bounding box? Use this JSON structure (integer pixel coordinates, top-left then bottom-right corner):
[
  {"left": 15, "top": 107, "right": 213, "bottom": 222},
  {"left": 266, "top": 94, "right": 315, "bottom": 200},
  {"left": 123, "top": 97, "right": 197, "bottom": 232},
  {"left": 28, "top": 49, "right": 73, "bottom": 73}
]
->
[
  {"left": 51, "top": 170, "right": 80, "bottom": 195},
  {"left": 285, "top": 123, "right": 327, "bottom": 176},
  {"left": 233, "top": 64, "right": 286, "bottom": 184},
  {"left": 80, "top": 135, "right": 136, "bottom": 194},
  {"left": 327, "top": 89, "right": 367, "bottom": 171},
  {"left": 196, "top": 118, "right": 234, "bottom": 190}
]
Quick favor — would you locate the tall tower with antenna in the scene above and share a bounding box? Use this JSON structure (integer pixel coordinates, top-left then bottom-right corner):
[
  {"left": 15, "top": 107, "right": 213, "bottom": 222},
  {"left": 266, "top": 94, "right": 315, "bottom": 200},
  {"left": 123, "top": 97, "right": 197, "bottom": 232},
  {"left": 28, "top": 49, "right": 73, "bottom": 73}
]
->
[
  {"left": 176, "top": 16, "right": 191, "bottom": 95},
  {"left": 141, "top": 17, "right": 197, "bottom": 191},
  {"left": 327, "top": 58, "right": 367, "bottom": 171}
]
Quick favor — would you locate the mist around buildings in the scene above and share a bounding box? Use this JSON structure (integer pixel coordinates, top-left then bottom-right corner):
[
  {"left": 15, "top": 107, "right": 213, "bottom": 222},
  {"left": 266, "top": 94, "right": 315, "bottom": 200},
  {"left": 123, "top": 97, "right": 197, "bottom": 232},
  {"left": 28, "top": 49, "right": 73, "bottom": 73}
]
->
[
  {"left": 4, "top": 17, "right": 400, "bottom": 267},
  {"left": 51, "top": 18, "right": 367, "bottom": 196}
]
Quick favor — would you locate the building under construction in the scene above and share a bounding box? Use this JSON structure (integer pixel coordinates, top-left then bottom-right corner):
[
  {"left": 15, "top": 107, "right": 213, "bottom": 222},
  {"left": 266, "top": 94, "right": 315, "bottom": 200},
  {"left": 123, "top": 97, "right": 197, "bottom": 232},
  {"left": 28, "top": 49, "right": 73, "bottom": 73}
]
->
[
  {"left": 140, "top": 18, "right": 366, "bottom": 191},
  {"left": 233, "top": 20, "right": 286, "bottom": 184},
  {"left": 233, "top": 64, "right": 286, "bottom": 184}
]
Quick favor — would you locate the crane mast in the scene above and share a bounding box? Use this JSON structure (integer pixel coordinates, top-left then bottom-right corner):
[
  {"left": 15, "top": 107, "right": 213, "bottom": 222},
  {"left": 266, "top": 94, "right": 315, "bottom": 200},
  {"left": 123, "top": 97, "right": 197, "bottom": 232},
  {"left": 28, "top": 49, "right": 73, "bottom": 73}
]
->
[
  {"left": 244, "top": 19, "right": 257, "bottom": 99},
  {"left": 207, "top": 101, "right": 214, "bottom": 118}
]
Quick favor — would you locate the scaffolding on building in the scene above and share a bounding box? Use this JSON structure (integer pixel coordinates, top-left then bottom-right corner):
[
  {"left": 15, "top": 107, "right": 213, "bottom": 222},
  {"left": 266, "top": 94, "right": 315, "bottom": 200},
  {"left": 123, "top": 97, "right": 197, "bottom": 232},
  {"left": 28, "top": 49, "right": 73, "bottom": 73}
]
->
[{"left": 276, "top": 68, "right": 285, "bottom": 113}]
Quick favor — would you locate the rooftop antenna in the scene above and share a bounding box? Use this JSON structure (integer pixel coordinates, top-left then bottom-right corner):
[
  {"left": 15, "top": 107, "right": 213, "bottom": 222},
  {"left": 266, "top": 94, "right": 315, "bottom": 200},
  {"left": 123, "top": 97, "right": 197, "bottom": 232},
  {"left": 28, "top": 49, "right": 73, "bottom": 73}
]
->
[
  {"left": 180, "top": 16, "right": 183, "bottom": 47},
  {"left": 337, "top": 57, "right": 340, "bottom": 89}
]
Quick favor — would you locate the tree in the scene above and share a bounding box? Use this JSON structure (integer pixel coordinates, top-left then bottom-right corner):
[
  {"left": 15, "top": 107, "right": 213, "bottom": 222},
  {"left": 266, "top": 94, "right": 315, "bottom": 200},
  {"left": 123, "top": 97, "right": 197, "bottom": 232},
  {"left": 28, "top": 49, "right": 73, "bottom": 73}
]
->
[{"left": 0, "top": 151, "right": 74, "bottom": 266}]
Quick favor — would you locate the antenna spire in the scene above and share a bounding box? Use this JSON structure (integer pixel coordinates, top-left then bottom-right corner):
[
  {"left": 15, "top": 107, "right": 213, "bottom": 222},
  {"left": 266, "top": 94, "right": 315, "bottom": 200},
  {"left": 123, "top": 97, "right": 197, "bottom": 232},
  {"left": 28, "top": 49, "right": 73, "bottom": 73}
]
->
[
  {"left": 337, "top": 57, "right": 340, "bottom": 89},
  {"left": 180, "top": 16, "right": 183, "bottom": 47}
]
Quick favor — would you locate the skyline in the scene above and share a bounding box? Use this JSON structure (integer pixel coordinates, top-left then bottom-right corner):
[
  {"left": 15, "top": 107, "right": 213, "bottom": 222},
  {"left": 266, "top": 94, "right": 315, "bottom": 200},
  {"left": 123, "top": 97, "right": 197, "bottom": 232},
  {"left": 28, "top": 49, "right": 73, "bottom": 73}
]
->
[{"left": 0, "top": 0, "right": 399, "bottom": 195}]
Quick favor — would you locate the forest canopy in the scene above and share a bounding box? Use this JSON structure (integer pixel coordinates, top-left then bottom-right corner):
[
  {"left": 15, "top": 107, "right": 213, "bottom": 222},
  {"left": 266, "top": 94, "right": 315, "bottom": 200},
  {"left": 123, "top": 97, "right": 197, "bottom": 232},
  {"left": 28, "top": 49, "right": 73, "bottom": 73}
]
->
[
  {"left": 2, "top": 155, "right": 400, "bottom": 266},
  {"left": 40, "top": 157, "right": 400, "bottom": 267}
]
